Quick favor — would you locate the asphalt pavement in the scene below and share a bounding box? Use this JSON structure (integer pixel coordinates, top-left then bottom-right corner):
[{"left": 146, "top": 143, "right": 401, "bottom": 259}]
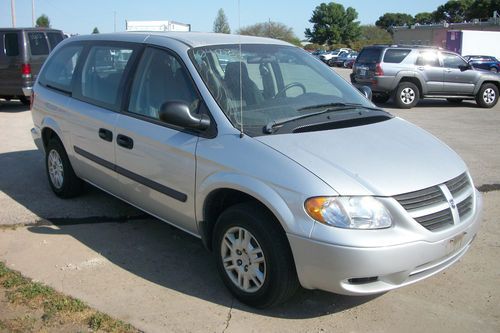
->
[{"left": 0, "top": 69, "right": 499, "bottom": 332}]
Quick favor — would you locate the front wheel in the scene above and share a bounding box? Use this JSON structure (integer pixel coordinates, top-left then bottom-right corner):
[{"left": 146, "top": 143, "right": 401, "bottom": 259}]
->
[
  {"left": 394, "top": 82, "right": 419, "bottom": 109},
  {"left": 476, "top": 83, "right": 499, "bottom": 108},
  {"left": 45, "top": 139, "right": 84, "bottom": 198},
  {"left": 213, "top": 202, "right": 299, "bottom": 308}
]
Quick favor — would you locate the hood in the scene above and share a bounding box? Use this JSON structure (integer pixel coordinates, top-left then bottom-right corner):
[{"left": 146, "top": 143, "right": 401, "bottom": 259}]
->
[{"left": 256, "top": 118, "right": 466, "bottom": 196}]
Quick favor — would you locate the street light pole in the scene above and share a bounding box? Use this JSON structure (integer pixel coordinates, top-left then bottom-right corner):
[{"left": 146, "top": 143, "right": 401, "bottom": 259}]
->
[
  {"left": 114, "top": 11, "right": 117, "bottom": 32},
  {"left": 11, "top": 0, "right": 16, "bottom": 28},
  {"left": 32, "top": 0, "right": 35, "bottom": 27}
]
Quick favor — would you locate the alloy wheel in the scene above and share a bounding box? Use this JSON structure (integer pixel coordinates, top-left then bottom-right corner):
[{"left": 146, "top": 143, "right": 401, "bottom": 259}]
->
[
  {"left": 400, "top": 88, "right": 416, "bottom": 104},
  {"left": 483, "top": 88, "right": 496, "bottom": 104},
  {"left": 48, "top": 149, "right": 64, "bottom": 189}
]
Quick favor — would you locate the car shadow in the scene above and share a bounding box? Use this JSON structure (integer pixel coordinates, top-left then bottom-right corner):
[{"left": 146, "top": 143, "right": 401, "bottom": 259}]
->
[
  {"left": 375, "top": 98, "right": 480, "bottom": 109},
  {"left": 0, "top": 99, "right": 30, "bottom": 113},
  {"left": 1, "top": 149, "right": 377, "bottom": 318}
]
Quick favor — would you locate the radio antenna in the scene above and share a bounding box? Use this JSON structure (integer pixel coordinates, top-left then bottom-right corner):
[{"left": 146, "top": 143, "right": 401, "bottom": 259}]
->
[{"left": 238, "top": 0, "right": 244, "bottom": 138}]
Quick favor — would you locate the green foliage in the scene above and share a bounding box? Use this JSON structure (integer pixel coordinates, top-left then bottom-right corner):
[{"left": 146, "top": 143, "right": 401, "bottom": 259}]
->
[
  {"left": 213, "top": 8, "right": 231, "bottom": 34},
  {"left": 350, "top": 25, "right": 392, "bottom": 51},
  {"left": 305, "top": 2, "right": 361, "bottom": 46},
  {"left": 238, "top": 21, "right": 300, "bottom": 45},
  {"left": 35, "top": 14, "right": 50, "bottom": 28},
  {"left": 303, "top": 43, "right": 327, "bottom": 51},
  {"left": 375, "top": 13, "right": 414, "bottom": 31},
  {"left": 414, "top": 12, "right": 435, "bottom": 24},
  {"left": 92, "top": 27, "right": 100, "bottom": 34},
  {"left": 466, "top": 0, "right": 500, "bottom": 20},
  {"left": 434, "top": 0, "right": 474, "bottom": 23}
]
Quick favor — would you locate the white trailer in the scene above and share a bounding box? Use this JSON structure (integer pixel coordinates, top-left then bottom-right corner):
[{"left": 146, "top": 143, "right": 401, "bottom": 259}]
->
[
  {"left": 125, "top": 20, "right": 191, "bottom": 32},
  {"left": 447, "top": 30, "right": 500, "bottom": 59}
]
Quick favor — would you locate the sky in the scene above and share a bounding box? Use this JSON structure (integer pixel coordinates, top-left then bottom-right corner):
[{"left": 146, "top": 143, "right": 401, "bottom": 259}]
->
[{"left": 1, "top": 0, "right": 447, "bottom": 38}]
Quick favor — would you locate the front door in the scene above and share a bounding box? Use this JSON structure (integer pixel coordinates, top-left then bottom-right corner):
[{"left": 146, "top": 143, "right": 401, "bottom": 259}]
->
[
  {"left": 114, "top": 47, "right": 201, "bottom": 234},
  {"left": 441, "top": 52, "right": 478, "bottom": 95}
]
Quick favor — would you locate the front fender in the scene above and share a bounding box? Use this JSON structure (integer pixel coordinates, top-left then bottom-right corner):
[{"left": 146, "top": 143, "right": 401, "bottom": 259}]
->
[{"left": 196, "top": 172, "right": 314, "bottom": 238}]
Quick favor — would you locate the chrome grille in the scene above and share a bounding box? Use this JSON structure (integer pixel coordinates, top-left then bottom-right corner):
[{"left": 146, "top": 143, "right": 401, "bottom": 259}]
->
[
  {"left": 393, "top": 186, "right": 445, "bottom": 211},
  {"left": 414, "top": 208, "right": 453, "bottom": 231},
  {"left": 394, "top": 172, "right": 473, "bottom": 232}
]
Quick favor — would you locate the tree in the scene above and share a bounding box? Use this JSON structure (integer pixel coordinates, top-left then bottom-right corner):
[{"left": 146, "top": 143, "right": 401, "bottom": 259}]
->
[
  {"left": 466, "top": 0, "right": 500, "bottom": 20},
  {"left": 238, "top": 21, "right": 300, "bottom": 45},
  {"left": 375, "top": 13, "right": 414, "bottom": 31},
  {"left": 350, "top": 25, "right": 392, "bottom": 51},
  {"left": 92, "top": 27, "right": 100, "bottom": 34},
  {"left": 414, "top": 12, "right": 435, "bottom": 25},
  {"left": 433, "top": 0, "right": 474, "bottom": 23},
  {"left": 35, "top": 14, "right": 50, "bottom": 28},
  {"left": 305, "top": 2, "right": 361, "bottom": 46},
  {"left": 213, "top": 8, "right": 231, "bottom": 34}
]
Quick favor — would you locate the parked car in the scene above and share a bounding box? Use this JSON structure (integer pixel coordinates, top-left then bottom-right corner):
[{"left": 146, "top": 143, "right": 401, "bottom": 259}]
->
[
  {"left": 351, "top": 45, "right": 500, "bottom": 108},
  {"left": 464, "top": 55, "right": 500, "bottom": 73},
  {"left": 31, "top": 33, "right": 482, "bottom": 308},
  {"left": 333, "top": 52, "right": 358, "bottom": 67},
  {"left": 344, "top": 57, "right": 356, "bottom": 69},
  {"left": 311, "top": 49, "right": 327, "bottom": 58},
  {"left": 0, "top": 27, "right": 65, "bottom": 105},
  {"left": 320, "top": 48, "right": 351, "bottom": 66}
]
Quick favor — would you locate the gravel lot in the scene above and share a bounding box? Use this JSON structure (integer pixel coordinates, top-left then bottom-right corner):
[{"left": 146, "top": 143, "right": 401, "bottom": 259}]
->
[{"left": 0, "top": 68, "right": 499, "bottom": 332}]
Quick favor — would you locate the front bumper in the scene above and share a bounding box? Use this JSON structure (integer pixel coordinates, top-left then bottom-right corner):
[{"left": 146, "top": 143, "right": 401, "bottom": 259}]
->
[{"left": 288, "top": 191, "right": 483, "bottom": 295}]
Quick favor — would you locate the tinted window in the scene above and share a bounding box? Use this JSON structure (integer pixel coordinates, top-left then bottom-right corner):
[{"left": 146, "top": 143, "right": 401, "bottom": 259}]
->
[
  {"left": 41, "top": 45, "right": 83, "bottom": 93},
  {"left": 4, "top": 33, "right": 19, "bottom": 56},
  {"left": 442, "top": 53, "right": 468, "bottom": 69},
  {"left": 383, "top": 49, "right": 411, "bottom": 63},
  {"left": 416, "top": 51, "right": 440, "bottom": 67},
  {"left": 28, "top": 32, "right": 49, "bottom": 55},
  {"left": 356, "top": 48, "right": 383, "bottom": 64},
  {"left": 80, "top": 46, "right": 134, "bottom": 108},
  {"left": 47, "top": 32, "right": 63, "bottom": 49},
  {"left": 128, "top": 48, "right": 199, "bottom": 120}
]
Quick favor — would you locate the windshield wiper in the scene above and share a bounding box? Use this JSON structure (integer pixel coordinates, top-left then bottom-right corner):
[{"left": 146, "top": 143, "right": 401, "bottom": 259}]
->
[{"left": 265, "top": 103, "right": 382, "bottom": 134}]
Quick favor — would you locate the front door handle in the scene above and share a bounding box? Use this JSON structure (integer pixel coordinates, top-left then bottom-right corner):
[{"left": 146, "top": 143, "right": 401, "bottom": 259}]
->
[
  {"left": 445, "top": 68, "right": 453, "bottom": 73},
  {"left": 98, "top": 128, "right": 113, "bottom": 142},
  {"left": 116, "top": 134, "right": 134, "bottom": 149}
]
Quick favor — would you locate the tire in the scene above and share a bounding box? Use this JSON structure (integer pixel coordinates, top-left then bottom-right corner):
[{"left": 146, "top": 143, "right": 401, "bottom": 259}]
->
[
  {"left": 476, "top": 83, "right": 499, "bottom": 108},
  {"left": 394, "top": 82, "right": 419, "bottom": 109},
  {"left": 213, "top": 202, "right": 299, "bottom": 308},
  {"left": 45, "top": 138, "right": 84, "bottom": 198},
  {"left": 327, "top": 59, "right": 334, "bottom": 67},
  {"left": 447, "top": 98, "right": 463, "bottom": 104},
  {"left": 19, "top": 96, "right": 30, "bottom": 106},
  {"left": 372, "top": 94, "right": 390, "bottom": 104},
  {"left": 489, "top": 67, "right": 498, "bottom": 73}
]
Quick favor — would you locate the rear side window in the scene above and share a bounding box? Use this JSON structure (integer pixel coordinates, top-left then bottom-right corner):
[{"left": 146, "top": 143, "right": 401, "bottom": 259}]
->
[
  {"left": 383, "top": 49, "right": 411, "bottom": 63},
  {"left": 47, "top": 32, "right": 64, "bottom": 49},
  {"left": 40, "top": 45, "right": 83, "bottom": 93},
  {"left": 416, "top": 51, "right": 440, "bottom": 67},
  {"left": 356, "top": 48, "right": 382, "bottom": 64},
  {"left": 80, "top": 46, "right": 135, "bottom": 108},
  {"left": 28, "top": 32, "right": 49, "bottom": 55},
  {"left": 4, "top": 33, "right": 19, "bottom": 56}
]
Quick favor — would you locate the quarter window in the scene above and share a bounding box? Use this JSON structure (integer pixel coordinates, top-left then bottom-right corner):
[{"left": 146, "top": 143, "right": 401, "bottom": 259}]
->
[
  {"left": 47, "top": 32, "right": 64, "bottom": 49},
  {"left": 4, "top": 33, "right": 19, "bottom": 56},
  {"left": 416, "top": 51, "right": 440, "bottom": 67},
  {"left": 41, "top": 45, "right": 83, "bottom": 93},
  {"left": 383, "top": 49, "right": 411, "bottom": 63},
  {"left": 80, "top": 46, "right": 134, "bottom": 108},
  {"left": 28, "top": 32, "right": 49, "bottom": 55},
  {"left": 128, "top": 47, "right": 199, "bottom": 120}
]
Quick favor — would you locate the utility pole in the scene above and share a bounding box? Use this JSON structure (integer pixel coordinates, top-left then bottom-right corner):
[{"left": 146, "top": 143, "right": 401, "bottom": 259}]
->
[
  {"left": 11, "top": 0, "right": 16, "bottom": 27},
  {"left": 32, "top": 0, "right": 35, "bottom": 27},
  {"left": 114, "top": 11, "right": 117, "bottom": 32}
]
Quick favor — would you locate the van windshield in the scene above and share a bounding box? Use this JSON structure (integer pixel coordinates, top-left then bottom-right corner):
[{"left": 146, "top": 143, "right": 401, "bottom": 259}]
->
[{"left": 189, "top": 44, "right": 376, "bottom": 136}]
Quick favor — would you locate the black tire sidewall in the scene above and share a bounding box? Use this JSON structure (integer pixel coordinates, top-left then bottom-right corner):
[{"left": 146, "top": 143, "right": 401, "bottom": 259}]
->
[
  {"left": 45, "top": 139, "right": 82, "bottom": 198},
  {"left": 395, "top": 82, "right": 419, "bottom": 109}
]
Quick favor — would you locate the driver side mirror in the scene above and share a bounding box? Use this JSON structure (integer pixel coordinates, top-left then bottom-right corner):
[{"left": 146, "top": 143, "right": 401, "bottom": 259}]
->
[
  {"left": 357, "top": 85, "right": 372, "bottom": 101},
  {"left": 159, "top": 101, "right": 211, "bottom": 131},
  {"left": 459, "top": 64, "right": 472, "bottom": 72}
]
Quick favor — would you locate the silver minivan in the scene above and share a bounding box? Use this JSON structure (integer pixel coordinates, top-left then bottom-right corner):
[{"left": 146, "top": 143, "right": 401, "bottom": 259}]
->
[{"left": 30, "top": 32, "right": 482, "bottom": 308}]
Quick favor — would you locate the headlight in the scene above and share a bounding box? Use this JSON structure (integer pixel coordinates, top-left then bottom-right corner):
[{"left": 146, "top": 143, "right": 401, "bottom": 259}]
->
[{"left": 304, "top": 196, "right": 392, "bottom": 229}]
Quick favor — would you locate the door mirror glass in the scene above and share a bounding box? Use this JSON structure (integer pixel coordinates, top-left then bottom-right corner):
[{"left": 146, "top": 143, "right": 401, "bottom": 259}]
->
[
  {"left": 159, "top": 101, "right": 210, "bottom": 130},
  {"left": 357, "top": 85, "right": 372, "bottom": 100}
]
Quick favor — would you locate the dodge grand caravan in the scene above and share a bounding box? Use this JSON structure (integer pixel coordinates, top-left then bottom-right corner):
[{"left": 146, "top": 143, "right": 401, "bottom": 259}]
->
[{"left": 30, "top": 32, "right": 482, "bottom": 308}]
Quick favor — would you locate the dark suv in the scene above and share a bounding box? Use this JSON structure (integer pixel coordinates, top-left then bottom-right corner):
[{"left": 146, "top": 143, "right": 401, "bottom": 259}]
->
[
  {"left": 351, "top": 45, "right": 500, "bottom": 109},
  {"left": 0, "top": 28, "right": 65, "bottom": 105}
]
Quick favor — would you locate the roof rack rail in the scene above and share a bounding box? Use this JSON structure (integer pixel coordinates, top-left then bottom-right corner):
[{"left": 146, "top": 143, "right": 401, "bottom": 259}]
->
[{"left": 370, "top": 44, "right": 443, "bottom": 49}]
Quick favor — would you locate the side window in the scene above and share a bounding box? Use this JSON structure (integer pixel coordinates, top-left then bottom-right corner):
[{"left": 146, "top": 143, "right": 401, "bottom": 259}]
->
[
  {"left": 383, "top": 49, "right": 411, "bottom": 63},
  {"left": 40, "top": 45, "right": 83, "bottom": 93},
  {"left": 416, "top": 51, "right": 440, "bottom": 67},
  {"left": 128, "top": 47, "right": 199, "bottom": 120},
  {"left": 47, "top": 32, "right": 64, "bottom": 50},
  {"left": 80, "top": 46, "right": 134, "bottom": 108},
  {"left": 28, "top": 32, "right": 49, "bottom": 55},
  {"left": 4, "top": 33, "right": 19, "bottom": 56},
  {"left": 442, "top": 53, "right": 468, "bottom": 69}
]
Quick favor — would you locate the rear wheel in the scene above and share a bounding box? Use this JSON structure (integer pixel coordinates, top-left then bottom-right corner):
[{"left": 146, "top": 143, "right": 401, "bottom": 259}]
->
[
  {"left": 213, "top": 202, "right": 299, "bottom": 308},
  {"left": 447, "top": 98, "right": 463, "bottom": 104},
  {"left": 45, "top": 139, "right": 84, "bottom": 198},
  {"left": 476, "top": 83, "right": 499, "bottom": 108},
  {"left": 394, "top": 82, "right": 419, "bottom": 109},
  {"left": 490, "top": 67, "right": 498, "bottom": 73}
]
